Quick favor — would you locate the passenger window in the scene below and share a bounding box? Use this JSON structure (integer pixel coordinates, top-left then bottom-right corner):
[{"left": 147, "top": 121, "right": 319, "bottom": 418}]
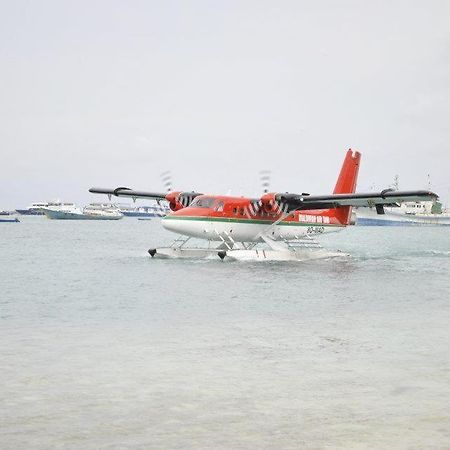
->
[
  {"left": 215, "top": 201, "right": 224, "bottom": 212},
  {"left": 233, "top": 207, "right": 238, "bottom": 215},
  {"left": 240, "top": 208, "right": 245, "bottom": 216}
]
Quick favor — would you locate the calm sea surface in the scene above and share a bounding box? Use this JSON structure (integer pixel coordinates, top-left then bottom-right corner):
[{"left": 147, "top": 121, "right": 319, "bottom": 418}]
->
[{"left": 1, "top": 217, "right": 449, "bottom": 449}]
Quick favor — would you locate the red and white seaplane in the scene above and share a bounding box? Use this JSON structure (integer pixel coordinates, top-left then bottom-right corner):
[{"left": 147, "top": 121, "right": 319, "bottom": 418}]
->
[{"left": 90, "top": 150, "right": 438, "bottom": 261}]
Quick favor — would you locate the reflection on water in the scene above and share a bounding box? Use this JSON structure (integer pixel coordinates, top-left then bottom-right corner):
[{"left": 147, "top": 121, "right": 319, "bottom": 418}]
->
[{"left": 1, "top": 218, "right": 449, "bottom": 449}]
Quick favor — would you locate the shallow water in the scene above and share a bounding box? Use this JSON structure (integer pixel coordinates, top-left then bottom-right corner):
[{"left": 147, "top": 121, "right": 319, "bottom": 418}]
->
[{"left": 1, "top": 217, "right": 449, "bottom": 449}]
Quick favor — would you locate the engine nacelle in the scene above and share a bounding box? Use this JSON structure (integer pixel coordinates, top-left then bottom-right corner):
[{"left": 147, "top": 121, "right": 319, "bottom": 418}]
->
[
  {"left": 165, "top": 191, "right": 203, "bottom": 211},
  {"left": 165, "top": 192, "right": 184, "bottom": 211},
  {"left": 260, "top": 193, "right": 282, "bottom": 214}
]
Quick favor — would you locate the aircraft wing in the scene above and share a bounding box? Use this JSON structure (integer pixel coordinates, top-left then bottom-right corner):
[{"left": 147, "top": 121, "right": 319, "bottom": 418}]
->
[
  {"left": 275, "top": 189, "right": 439, "bottom": 212},
  {"left": 89, "top": 187, "right": 204, "bottom": 209},
  {"left": 89, "top": 187, "right": 168, "bottom": 200}
]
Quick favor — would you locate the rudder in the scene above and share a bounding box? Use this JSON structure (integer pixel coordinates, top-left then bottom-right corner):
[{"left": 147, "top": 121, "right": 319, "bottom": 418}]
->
[{"left": 332, "top": 149, "right": 361, "bottom": 224}]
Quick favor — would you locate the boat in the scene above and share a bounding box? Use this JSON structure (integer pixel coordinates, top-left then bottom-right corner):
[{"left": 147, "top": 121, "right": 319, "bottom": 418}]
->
[
  {"left": 16, "top": 202, "right": 49, "bottom": 215},
  {"left": 356, "top": 200, "right": 450, "bottom": 226},
  {"left": 0, "top": 217, "right": 20, "bottom": 223},
  {"left": 116, "top": 204, "right": 168, "bottom": 217},
  {"left": 41, "top": 202, "right": 123, "bottom": 220},
  {"left": 355, "top": 175, "right": 450, "bottom": 226}
]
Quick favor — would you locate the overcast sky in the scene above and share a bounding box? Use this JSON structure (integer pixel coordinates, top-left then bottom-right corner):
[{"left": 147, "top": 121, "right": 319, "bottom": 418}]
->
[{"left": 1, "top": 0, "right": 449, "bottom": 209}]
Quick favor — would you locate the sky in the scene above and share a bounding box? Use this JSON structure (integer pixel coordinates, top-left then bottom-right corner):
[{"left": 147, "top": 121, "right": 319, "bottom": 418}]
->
[{"left": 1, "top": 0, "right": 449, "bottom": 209}]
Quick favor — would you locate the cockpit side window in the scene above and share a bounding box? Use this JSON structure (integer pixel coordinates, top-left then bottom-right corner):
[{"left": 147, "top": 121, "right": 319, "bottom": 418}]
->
[{"left": 190, "top": 197, "right": 215, "bottom": 209}]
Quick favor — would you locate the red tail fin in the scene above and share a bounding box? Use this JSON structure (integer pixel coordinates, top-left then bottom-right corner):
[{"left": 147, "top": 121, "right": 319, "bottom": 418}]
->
[{"left": 332, "top": 149, "right": 361, "bottom": 224}]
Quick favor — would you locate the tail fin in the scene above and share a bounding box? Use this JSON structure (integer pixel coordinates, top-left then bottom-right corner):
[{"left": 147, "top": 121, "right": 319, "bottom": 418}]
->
[{"left": 332, "top": 149, "right": 361, "bottom": 224}]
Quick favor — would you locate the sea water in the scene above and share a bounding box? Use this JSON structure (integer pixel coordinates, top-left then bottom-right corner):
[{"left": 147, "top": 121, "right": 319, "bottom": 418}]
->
[{"left": 0, "top": 217, "right": 449, "bottom": 449}]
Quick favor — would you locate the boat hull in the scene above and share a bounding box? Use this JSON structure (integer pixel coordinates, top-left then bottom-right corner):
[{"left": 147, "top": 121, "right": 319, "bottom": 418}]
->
[
  {"left": 356, "top": 209, "right": 450, "bottom": 226},
  {"left": 16, "top": 209, "right": 45, "bottom": 215},
  {"left": 122, "top": 211, "right": 164, "bottom": 217},
  {"left": 42, "top": 209, "right": 122, "bottom": 220}
]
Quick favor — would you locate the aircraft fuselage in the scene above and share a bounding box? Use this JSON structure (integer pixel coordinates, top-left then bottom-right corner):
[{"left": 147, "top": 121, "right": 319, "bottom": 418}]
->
[{"left": 161, "top": 195, "right": 345, "bottom": 242}]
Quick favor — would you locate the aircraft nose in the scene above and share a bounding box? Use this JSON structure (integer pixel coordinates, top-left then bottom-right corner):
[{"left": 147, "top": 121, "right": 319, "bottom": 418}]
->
[{"left": 161, "top": 215, "right": 181, "bottom": 233}]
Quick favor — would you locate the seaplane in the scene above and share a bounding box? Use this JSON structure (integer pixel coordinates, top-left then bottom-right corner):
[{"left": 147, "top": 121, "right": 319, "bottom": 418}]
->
[{"left": 89, "top": 150, "right": 438, "bottom": 261}]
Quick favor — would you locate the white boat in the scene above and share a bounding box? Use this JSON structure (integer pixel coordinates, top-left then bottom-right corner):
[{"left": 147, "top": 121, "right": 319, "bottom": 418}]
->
[
  {"left": 41, "top": 202, "right": 123, "bottom": 220},
  {"left": 356, "top": 200, "right": 450, "bottom": 226},
  {"left": 16, "top": 202, "right": 49, "bottom": 215},
  {"left": 117, "top": 204, "right": 168, "bottom": 217},
  {"left": 356, "top": 174, "right": 450, "bottom": 226},
  {"left": 86, "top": 202, "right": 168, "bottom": 217}
]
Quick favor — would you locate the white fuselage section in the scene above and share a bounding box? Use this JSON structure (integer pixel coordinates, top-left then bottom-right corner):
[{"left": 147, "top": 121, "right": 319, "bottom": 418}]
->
[{"left": 162, "top": 216, "right": 343, "bottom": 242}]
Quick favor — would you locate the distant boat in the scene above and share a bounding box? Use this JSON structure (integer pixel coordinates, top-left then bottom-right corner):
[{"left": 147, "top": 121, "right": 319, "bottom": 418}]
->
[
  {"left": 0, "top": 217, "right": 20, "bottom": 223},
  {"left": 356, "top": 200, "right": 450, "bottom": 226},
  {"left": 16, "top": 202, "right": 48, "bottom": 215},
  {"left": 356, "top": 174, "right": 450, "bottom": 226},
  {"left": 41, "top": 202, "right": 123, "bottom": 220},
  {"left": 87, "top": 202, "right": 168, "bottom": 217},
  {"left": 117, "top": 204, "right": 168, "bottom": 217}
]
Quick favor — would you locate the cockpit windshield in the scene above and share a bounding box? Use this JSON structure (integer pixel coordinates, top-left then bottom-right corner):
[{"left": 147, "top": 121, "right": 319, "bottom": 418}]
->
[{"left": 190, "top": 197, "right": 215, "bottom": 209}]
